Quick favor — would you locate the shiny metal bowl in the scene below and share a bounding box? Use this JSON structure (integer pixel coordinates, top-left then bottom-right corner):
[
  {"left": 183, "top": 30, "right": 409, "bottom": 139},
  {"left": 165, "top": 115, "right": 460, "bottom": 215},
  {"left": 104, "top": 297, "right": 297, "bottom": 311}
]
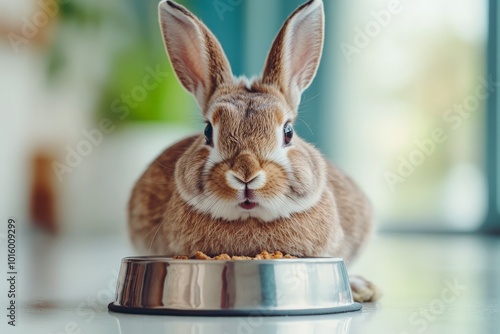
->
[{"left": 108, "top": 256, "right": 361, "bottom": 316}]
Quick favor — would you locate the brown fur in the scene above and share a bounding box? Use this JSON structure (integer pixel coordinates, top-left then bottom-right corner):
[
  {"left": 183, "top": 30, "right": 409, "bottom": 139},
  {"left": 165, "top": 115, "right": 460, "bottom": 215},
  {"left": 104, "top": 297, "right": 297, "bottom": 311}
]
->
[
  {"left": 130, "top": 0, "right": 378, "bottom": 302},
  {"left": 130, "top": 133, "right": 371, "bottom": 261}
]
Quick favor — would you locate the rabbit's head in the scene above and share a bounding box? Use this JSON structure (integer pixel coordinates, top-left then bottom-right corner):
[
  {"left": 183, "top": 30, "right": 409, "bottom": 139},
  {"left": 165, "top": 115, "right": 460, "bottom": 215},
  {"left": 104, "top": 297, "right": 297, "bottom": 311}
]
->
[{"left": 159, "top": 0, "right": 326, "bottom": 222}]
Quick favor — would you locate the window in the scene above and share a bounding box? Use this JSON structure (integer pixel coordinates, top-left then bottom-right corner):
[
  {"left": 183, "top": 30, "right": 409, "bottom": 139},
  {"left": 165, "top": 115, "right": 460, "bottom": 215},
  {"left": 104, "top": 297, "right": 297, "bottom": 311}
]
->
[
  {"left": 323, "top": 0, "right": 490, "bottom": 231},
  {"left": 194, "top": 0, "right": 495, "bottom": 231}
]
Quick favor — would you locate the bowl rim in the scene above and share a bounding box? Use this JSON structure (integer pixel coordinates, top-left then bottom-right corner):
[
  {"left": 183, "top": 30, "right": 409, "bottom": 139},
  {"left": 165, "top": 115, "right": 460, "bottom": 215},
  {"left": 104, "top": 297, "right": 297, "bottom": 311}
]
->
[{"left": 120, "top": 256, "right": 345, "bottom": 264}]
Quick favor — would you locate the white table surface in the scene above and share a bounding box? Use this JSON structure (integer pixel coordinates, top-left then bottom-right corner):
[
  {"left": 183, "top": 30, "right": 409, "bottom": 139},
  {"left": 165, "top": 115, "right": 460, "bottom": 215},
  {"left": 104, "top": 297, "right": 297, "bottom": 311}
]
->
[{"left": 2, "top": 232, "right": 499, "bottom": 334}]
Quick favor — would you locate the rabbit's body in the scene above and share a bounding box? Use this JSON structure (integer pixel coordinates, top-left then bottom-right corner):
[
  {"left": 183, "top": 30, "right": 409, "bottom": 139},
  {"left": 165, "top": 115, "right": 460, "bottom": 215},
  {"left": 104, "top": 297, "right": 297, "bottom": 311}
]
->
[
  {"left": 128, "top": 0, "right": 379, "bottom": 302},
  {"left": 129, "top": 130, "right": 371, "bottom": 261}
]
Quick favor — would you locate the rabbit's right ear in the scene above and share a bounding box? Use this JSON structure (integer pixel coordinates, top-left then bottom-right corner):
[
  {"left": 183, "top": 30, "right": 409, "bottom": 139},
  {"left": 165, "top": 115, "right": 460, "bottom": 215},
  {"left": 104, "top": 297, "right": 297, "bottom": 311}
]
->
[
  {"left": 159, "top": 1, "right": 233, "bottom": 111},
  {"left": 262, "top": 0, "right": 324, "bottom": 111}
]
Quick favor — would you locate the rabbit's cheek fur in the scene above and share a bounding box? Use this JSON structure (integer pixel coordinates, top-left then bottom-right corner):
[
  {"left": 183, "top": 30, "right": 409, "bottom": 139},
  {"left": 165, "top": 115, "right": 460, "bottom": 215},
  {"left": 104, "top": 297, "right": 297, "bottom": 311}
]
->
[
  {"left": 206, "top": 162, "right": 241, "bottom": 200},
  {"left": 254, "top": 162, "right": 288, "bottom": 199},
  {"left": 287, "top": 143, "right": 327, "bottom": 198},
  {"left": 174, "top": 137, "right": 210, "bottom": 196}
]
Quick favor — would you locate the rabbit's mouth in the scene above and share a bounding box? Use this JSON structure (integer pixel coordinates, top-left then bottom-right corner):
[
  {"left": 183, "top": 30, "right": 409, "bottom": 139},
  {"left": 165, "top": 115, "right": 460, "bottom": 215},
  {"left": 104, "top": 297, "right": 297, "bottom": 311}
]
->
[{"left": 239, "top": 200, "right": 258, "bottom": 210}]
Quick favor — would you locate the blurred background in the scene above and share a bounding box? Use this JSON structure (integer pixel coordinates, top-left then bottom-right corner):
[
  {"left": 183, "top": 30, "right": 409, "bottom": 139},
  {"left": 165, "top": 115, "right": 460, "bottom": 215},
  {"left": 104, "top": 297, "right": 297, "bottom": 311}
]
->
[
  {"left": 0, "top": 1, "right": 499, "bottom": 333},
  {"left": 0, "top": 0, "right": 497, "bottom": 235}
]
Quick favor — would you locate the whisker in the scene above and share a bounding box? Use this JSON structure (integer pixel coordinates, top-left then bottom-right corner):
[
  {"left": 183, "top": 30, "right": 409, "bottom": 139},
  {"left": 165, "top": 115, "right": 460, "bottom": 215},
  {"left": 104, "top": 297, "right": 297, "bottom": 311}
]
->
[
  {"left": 298, "top": 118, "right": 314, "bottom": 136},
  {"left": 147, "top": 215, "right": 168, "bottom": 255},
  {"left": 138, "top": 177, "right": 170, "bottom": 185}
]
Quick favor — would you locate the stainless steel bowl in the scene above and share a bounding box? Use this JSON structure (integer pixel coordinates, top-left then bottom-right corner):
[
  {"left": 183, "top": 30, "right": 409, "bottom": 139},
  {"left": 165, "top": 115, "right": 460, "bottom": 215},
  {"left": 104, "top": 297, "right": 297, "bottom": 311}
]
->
[{"left": 108, "top": 257, "right": 361, "bottom": 316}]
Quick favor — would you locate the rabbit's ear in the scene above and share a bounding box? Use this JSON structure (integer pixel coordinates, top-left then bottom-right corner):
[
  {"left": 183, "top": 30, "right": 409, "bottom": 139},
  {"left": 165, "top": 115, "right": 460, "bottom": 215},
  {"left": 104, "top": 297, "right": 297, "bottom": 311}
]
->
[
  {"left": 262, "top": 0, "right": 324, "bottom": 110},
  {"left": 159, "top": 1, "right": 233, "bottom": 110}
]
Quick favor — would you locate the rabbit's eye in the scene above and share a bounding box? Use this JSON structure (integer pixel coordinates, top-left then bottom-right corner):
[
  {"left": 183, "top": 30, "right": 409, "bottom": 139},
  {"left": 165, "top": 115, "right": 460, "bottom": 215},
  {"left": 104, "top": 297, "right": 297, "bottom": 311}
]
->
[
  {"left": 204, "top": 122, "right": 213, "bottom": 146},
  {"left": 283, "top": 123, "right": 293, "bottom": 146}
]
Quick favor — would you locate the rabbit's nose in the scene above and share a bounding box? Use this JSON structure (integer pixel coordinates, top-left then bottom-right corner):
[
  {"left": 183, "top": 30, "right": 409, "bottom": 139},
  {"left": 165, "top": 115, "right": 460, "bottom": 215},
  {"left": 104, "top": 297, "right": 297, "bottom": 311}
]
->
[
  {"left": 231, "top": 152, "right": 261, "bottom": 181},
  {"left": 227, "top": 171, "right": 266, "bottom": 190},
  {"left": 227, "top": 152, "right": 267, "bottom": 190}
]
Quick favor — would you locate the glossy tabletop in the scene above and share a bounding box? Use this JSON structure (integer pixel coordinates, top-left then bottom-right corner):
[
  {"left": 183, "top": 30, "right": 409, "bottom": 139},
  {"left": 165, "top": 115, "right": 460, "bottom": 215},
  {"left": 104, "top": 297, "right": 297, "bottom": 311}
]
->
[{"left": 2, "top": 232, "right": 499, "bottom": 334}]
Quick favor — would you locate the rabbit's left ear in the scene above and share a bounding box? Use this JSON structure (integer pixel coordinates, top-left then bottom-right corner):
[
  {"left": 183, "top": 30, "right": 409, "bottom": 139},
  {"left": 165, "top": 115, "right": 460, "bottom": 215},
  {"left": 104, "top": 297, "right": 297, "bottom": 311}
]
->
[
  {"left": 261, "top": 0, "right": 324, "bottom": 110},
  {"left": 159, "top": 0, "right": 233, "bottom": 111}
]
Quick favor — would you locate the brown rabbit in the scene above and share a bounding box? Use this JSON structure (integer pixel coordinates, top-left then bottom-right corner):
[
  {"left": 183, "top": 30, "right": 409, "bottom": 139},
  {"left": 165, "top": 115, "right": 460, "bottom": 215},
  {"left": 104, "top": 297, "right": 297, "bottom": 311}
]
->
[{"left": 128, "top": 0, "right": 379, "bottom": 302}]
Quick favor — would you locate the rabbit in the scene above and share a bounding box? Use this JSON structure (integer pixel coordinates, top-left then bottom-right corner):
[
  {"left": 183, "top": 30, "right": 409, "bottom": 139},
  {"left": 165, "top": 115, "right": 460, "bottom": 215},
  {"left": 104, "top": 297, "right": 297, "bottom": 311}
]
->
[{"left": 128, "top": 0, "right": 379, "bottom": 302}]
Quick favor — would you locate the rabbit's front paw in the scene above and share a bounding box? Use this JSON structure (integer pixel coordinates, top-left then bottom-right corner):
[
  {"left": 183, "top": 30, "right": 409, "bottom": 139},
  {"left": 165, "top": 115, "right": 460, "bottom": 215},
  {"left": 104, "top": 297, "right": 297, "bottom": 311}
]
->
[{"left": 350, "top": 275, "right": 381, "bottom": 302}]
